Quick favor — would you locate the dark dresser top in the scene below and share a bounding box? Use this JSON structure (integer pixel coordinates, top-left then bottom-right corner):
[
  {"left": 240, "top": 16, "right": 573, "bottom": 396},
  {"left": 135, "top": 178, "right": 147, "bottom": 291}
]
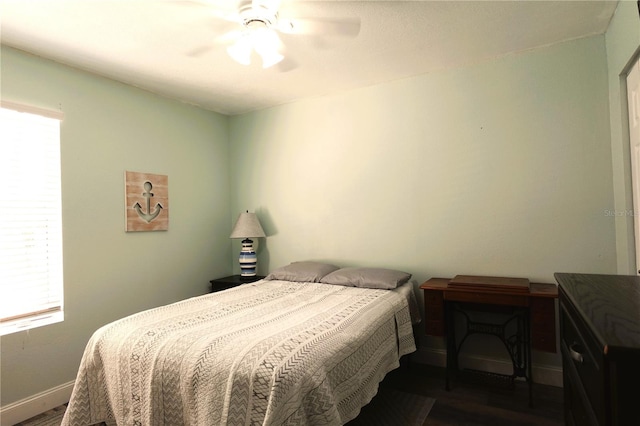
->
[{"left": 554, "top": 273, "right": 640, "bottom": 353}]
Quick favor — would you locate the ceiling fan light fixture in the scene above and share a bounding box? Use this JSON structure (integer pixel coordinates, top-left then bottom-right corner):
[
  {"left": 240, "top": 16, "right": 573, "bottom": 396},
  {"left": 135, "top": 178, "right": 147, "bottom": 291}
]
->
[
  {"left": 253, "top": 28, "right": 283, "bottom": 68},
  {"left": 226, "top": 26, "right": 283, "bottom": 68},
  {"left": 227, "top": 35, "right": 252, "bottom": 66},
  {"left": 223, "top": 2, "right": 285, "bottom": 68}
]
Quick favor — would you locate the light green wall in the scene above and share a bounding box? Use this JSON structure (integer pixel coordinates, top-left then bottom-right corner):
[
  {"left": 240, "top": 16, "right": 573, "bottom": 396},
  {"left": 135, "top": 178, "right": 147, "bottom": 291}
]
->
[
  {"left": 229, "top": 35, "right": 614, "bottom": 369},
  {"left": 230, "top": 35, "right": 615, "bottom": 282},
  {"left": 0, "top": 46, "right": 231, "bottom": 405},
  {"left": 607, "top": 0, "right": 640, "bottom": 274}
]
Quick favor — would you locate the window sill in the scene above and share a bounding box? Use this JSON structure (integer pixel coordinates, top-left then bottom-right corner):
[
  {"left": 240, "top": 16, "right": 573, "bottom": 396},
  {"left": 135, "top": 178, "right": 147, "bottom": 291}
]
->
[{"left": 0, "top": 310, "right": 64, "bottom": 336}]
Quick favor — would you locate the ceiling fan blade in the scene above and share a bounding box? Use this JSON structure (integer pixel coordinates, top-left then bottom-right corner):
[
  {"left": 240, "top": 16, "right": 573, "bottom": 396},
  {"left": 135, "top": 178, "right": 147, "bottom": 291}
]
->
[
  {"left": 214, "top": 29, "right": 245, "bottom": 45},
  {"left": 186, "top": 29, "right": 243, "bottom": 57},
  {"left": 186, "top": 44, "right": 216, "bottom": 57},
  {"left": 251, "top": 0, "right": 281, "bottom": 14},
  {"left": 168, "top": 0, "right": 243, "bottom": 24},
  {"left": 279, "top": 16, "right": 361, "bottom": 38}
]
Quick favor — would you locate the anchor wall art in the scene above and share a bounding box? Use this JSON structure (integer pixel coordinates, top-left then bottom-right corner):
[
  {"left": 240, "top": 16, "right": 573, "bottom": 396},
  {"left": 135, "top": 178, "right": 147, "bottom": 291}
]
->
[{"left": 125, "top": 171, "right": 169, "bottom": 232}]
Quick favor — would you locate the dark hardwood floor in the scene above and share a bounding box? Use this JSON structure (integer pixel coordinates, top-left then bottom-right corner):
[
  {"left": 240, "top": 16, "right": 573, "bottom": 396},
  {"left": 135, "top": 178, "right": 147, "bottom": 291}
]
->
[{"left": 380, "top": 363, "right": 564, "bottom": 426}]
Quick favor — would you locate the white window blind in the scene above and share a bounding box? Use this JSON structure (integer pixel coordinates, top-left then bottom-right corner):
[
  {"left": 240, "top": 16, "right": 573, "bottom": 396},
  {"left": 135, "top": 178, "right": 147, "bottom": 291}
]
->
[{"left": 0, "top": 103, "right": 64, "bottom": 335}]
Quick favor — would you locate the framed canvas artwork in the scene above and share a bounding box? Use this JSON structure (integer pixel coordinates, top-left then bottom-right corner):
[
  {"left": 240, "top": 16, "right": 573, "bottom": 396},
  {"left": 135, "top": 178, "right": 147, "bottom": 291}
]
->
[{"left": 125, "top": 171, "right": 169, "bottom": 232}]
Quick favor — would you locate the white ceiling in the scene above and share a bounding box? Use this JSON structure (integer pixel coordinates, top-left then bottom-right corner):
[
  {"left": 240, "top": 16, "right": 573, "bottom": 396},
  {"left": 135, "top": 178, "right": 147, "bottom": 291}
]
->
[{"left": 0, "top": 0, "right": 619, "bottom": 116}]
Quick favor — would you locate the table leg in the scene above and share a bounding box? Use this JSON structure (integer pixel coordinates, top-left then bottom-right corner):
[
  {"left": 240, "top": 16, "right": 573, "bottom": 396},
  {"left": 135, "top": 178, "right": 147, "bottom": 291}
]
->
[
  {"left": 525, "top": 310, "right": 533, "bottom": 408},
  {"left": 445, "top": 301, "right": 456, "bottom": 391}
]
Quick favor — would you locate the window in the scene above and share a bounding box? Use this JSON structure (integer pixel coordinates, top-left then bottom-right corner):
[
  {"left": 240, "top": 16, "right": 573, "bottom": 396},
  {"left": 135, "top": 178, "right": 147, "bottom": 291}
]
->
[{"left": 0, "top": 102, "right": 64, "bottom": 335}]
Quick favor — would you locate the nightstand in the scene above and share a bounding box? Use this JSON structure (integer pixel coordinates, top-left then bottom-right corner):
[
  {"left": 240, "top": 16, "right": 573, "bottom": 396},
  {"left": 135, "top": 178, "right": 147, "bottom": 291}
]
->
[{"left": 209, "top": 274, "right": 266, "bottom": 293}]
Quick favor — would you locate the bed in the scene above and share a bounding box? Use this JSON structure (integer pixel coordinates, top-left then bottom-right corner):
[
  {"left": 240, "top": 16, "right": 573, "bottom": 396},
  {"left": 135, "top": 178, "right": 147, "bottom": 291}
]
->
[{"left": 62, "top": 262, "right": 420, "bottom": 426}]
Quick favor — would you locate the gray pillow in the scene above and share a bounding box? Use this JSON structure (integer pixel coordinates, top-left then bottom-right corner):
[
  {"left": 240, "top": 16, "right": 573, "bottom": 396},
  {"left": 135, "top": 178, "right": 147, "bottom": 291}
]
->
[
  {"left": 320, "top": 267, "right": 412, "bottom": 289},
  {"left": 265, "top": 261, "right": 340, "bottom": 283}
]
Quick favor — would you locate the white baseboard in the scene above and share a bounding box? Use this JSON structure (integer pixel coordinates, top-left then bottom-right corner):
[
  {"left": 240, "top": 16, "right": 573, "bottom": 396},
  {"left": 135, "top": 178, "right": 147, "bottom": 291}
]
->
[
  {"left": 0, "top": 380, "right": 74, "bottom": 426},
  {"left": 411, "top": 347, "right": 563, "bottom": 388}
]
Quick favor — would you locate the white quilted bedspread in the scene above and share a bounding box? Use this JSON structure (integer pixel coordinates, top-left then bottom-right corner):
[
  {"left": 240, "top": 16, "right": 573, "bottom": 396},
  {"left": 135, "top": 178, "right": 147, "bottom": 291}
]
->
[{"left": 62, "top": 280, "right": 417, "bottom": 426}]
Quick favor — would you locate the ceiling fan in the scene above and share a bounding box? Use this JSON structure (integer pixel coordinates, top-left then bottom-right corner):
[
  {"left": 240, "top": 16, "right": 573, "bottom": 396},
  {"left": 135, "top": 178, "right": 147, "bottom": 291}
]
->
[{"left": 182, "top": 0, "right": 361, "bottom": 69}]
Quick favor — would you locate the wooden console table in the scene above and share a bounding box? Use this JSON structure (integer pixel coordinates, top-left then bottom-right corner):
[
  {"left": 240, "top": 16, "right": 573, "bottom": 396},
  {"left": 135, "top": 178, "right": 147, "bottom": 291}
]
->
[{"left": 420, "top": 276, "right": 558, "bottom": 407}]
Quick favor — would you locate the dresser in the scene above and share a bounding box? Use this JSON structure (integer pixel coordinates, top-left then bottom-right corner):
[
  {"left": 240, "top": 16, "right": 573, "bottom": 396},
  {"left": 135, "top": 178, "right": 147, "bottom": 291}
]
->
[{"left": 554, "top": 273, "right": 640, "bottom": 426}]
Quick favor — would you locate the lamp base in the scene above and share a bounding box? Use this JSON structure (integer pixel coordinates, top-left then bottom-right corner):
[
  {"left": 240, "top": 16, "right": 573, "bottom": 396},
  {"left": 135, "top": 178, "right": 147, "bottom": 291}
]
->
[{"left": 238, "top": 238, "right": 258, "bottom": 277}]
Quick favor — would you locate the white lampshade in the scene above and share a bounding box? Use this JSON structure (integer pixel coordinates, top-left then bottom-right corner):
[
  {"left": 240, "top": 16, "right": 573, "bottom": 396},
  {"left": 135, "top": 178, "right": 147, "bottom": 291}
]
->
[{"left": 230, "top": 211, "right": 266, "bottom": 239}]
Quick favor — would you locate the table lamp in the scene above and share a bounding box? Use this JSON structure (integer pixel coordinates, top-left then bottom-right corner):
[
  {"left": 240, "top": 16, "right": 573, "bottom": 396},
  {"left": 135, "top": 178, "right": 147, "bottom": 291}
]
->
[{"left": 229, "top": 211, "right": 266, "bottom": 277}]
